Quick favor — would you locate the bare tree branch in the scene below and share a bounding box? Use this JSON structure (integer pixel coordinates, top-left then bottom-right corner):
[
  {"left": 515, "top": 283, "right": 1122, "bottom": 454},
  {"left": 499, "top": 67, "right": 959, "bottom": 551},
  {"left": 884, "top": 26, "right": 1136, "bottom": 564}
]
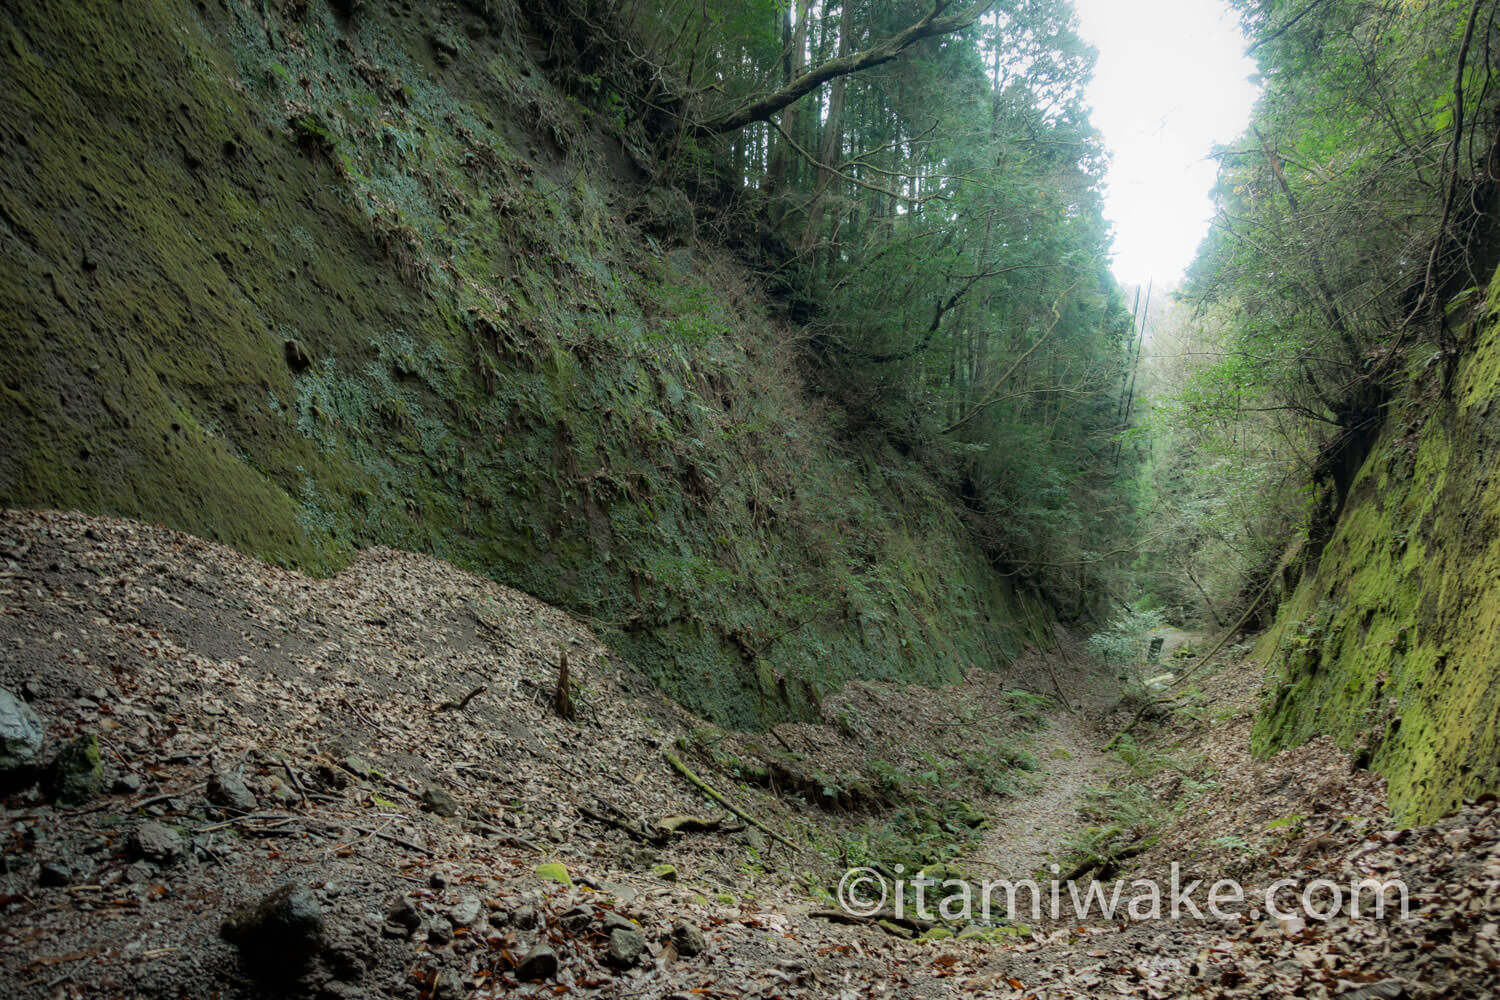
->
[{"left": 693, "top": 0, "right": 996, "bottom": 135}]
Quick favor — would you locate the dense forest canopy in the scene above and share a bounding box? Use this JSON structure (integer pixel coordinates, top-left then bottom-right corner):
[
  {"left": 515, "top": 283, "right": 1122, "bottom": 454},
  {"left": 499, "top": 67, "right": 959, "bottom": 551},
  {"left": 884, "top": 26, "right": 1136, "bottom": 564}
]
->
[{"left": 564, "top": 0, "right": 1144, "bottom": 613}]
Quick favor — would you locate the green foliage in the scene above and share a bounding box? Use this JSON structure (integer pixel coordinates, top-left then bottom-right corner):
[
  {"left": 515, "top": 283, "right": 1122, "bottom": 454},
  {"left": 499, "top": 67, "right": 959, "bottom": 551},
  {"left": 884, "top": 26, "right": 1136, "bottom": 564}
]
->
[{"left": 1086, "top": 603, "right": 1167, "bottom": 682}]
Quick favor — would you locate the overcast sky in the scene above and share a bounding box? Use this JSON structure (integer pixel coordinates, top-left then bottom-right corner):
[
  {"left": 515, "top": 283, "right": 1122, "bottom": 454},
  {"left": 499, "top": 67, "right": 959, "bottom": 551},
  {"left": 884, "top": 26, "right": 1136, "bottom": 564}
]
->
[{"left": 1070, "top": 0, "right": 1261, "bottom": 286}]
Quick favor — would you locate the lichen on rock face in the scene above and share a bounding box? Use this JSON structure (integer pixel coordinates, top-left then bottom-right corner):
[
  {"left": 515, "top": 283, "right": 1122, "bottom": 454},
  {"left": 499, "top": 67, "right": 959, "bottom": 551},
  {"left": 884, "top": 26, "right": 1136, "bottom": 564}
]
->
[{"left": 1252, "top": 267, "right": 1500, "bottom": 823}]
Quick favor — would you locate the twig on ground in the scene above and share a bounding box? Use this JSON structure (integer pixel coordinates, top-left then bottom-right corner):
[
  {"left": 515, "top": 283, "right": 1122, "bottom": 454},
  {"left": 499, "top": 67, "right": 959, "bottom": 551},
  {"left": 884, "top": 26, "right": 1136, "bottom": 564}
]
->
[{"left": 437, "top": 684, "right": 487, "bottom": 712}]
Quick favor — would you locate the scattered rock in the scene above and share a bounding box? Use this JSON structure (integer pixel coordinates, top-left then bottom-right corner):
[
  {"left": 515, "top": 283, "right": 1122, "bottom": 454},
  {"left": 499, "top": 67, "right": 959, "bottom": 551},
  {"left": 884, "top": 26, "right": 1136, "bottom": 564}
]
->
[
  {"left": 426, "top": 915, "right": 453, "bottom": 946},
  {"left": 428, "top": 870, "right": 449, "bottom": 891},
  {"left": 208, "top": 771, "right": 257, "bottom": 812},
  {"left": 603, "top": 911, "right": 638, "bottom": 934},
  {"left": 48, "top": 734, "right": 102, "bottom": 804},
  {"left": 0, "top": 687, "right": 44, "bottom": 776},
  {"left": 650, "top": 863, "right": 678, "bottom": 881},
  {"left": 514, "top": 943, "right": 559, "bottom": 981},
  {"left": 606, "top": 927, "right": 647, "bottom": 967},
  {"left": 130, "top": 821, "right": 184, "bottom": 865},
  {"left": 670, "top": 919, "right": 706, "bottom": 956},
  {"left": 510, "top": 904, "right": 538, "bottom": 930},
  {"left": 534, "top": 862, "right": 571, "bottom": 886},
  {"left": 111, "top": 773, "right": 144, "bottom": 795},
  {"left": 420, "top": 784, "right": 459, "bottom": 817},
  {"left": 559, "top": 905, "right": 595, "bottom": 933},
  {"left": 39, "top": 861, "right": 72, "bottom": 887},
  {"left": 314, "top": 762, "right": 350, "bottom": 790},
  {"left": 259, "top": 775, "right": 300, "bottom": 807},
  {"left": 221, "top": 884, "right": 324, "bottom": 971},
  {"left": 447, "top": 895, "right": 482, "bottom": 928},
  {"left": 384, "top": 895, "right": 423, "bottom": 937}
]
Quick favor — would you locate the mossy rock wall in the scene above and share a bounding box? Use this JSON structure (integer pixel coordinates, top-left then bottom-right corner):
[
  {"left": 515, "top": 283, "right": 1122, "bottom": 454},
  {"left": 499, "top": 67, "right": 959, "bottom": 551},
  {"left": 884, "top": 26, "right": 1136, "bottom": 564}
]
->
[
  {"left": 0, "top": 0, "right": 1045, "bottom": 728},
  {"left": 1253, "top": 274, "right": 1500, "bottom": 823}
]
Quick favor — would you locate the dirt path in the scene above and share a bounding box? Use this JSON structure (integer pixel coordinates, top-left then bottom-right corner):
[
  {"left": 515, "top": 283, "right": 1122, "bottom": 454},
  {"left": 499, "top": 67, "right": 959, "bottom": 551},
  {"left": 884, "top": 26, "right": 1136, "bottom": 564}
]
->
[{"left": 961, "top": 710, "right": 1115, "bottom": 881}]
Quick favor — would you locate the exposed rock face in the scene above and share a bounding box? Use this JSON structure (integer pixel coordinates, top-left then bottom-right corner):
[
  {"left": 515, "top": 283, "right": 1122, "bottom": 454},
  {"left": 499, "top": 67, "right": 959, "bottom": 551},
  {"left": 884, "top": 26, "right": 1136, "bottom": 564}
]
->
[
  {"left": 0, "top": 0, "right": 1040, "bottom": 733},
  {"left": 1254, "top": 273, "right": 1500, "bottom": 823}
]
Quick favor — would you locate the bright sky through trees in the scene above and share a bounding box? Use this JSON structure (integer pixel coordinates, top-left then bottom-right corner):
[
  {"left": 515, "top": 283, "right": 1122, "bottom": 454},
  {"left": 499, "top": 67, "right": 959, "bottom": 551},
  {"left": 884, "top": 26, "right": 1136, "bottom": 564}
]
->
[{"left": 1071, "top": 0, "right": 1260, "bottom": 286}]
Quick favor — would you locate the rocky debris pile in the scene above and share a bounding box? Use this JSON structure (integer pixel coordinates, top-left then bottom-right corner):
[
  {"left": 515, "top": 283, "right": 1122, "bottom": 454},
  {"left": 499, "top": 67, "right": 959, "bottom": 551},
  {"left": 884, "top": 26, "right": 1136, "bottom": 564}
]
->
[{"left": 4, "top": 508, "right": 1500, "bottom": 999}]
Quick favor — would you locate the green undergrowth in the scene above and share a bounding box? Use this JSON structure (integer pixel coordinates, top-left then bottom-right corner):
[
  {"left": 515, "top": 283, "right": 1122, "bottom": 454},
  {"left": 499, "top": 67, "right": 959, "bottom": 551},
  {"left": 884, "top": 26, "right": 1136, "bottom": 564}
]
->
[
  {"left": 0, "top": 0, "right": 1046, "bottom": 727},
  {"left": 813, "top": 692, "right": 1051, "bottom": 881},
  {"left": 1252, "top": 272, "right": 1500, "bottom": 823},
  {"left": 1049, "top": 735, "right": 1207, "bottom": 879}
]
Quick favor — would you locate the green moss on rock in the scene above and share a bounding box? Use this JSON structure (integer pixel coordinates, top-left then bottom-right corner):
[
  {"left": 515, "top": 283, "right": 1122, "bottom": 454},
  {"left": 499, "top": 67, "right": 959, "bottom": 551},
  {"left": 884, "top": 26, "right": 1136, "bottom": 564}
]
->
[
  {"left": 1253, "top": 276, "right": 1500, "bottom": 823},
  {"left": 0, "top": 0, "right": 1041, "bottom": 730}
]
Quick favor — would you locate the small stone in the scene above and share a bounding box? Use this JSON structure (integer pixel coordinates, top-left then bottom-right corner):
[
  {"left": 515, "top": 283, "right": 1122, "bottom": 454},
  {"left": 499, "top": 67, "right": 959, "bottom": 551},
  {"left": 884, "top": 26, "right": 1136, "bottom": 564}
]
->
[
  {"left": 487, "top": 911, "right": 509, "bottom": 929},
  {"left": 124, "top": 861, "right": 156, "bottom": 884},
  {"left": 385, "top": 895, "right": 423, "bottom": 934},
  {"left": 447, "top": 895, "right": 482, "bottom": 928},
  {"left": 606, "top": 927, "right": 646, "bottom": 967},
  {"left": 0, "top": 688, "right": 45, "bottom": 775},
  {"left": 515, "top": 943, "right": 559, "bottom": 981},
  {"left": 511, "top": 904, "right": 538, "bottom": 930},
  {"left": 260, "top": 776, "right": 300, "bottom": 808},
  {"left": 130, "top": 821, "right": 184, "bottom": 865},
  {"left": 221, "top": 884, "right": 324, "bottom": 971},
  {"left": 314, "top": 763, "right": 349, "bottom": 790},
  {"left": 428, "top": 870, "right": 449, "bottom": 891},
  {"left": 426, "top": 916, "right": 454, "bottom": 946},
  {"left": 39, "top": 861, "right": 72, "bottom": 887},
  {"left": 650, "top": 863, "right": 678, "bottom": 881},
  {"left": 559, "top": 906, "right": 594, "bottom": 933},
  {"left": 670, "top": 919, "right": 706, "bottom": 956},
  {"left": 208, "top": 772, "right": 257, "bottom": 812},
  {"left": 602, "top": 911, "right": 638, "bottom": 934},
  {"left": 112, "top": 773, "right": 144, "bottom": 795},
  {"left": 421, "top": 784, "right": 459, "bottom": 818},
  {"left": 49, "top": 734, "right": 103, "bottom": 805}
]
